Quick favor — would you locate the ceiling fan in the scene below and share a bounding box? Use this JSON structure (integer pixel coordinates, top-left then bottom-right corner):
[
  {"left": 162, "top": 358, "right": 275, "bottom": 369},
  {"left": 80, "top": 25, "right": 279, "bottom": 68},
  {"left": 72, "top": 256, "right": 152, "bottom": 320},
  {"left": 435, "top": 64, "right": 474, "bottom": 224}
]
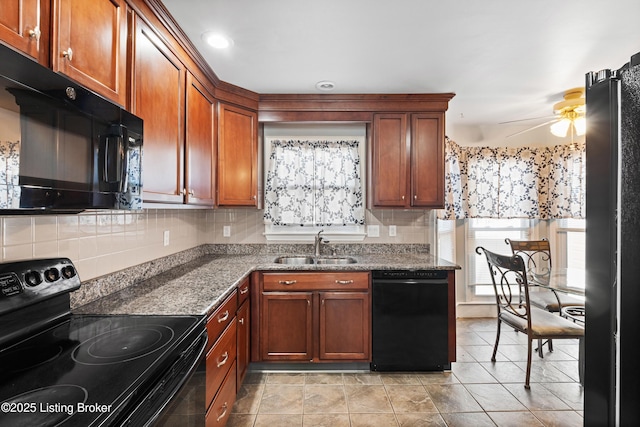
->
[{"left": 503, "top": 87, "right": 586, "bottom": 139}]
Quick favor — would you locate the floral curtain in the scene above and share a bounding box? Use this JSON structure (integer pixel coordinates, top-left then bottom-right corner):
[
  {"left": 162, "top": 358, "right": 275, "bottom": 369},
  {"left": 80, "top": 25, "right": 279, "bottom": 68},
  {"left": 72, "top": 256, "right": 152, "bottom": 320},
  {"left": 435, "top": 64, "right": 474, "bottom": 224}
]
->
[
  {"left": 264, "top": 139, "right": 364, "bottom": 226},
  {"left": 439, "top": 138, "right": 585, "bottom": 220}
]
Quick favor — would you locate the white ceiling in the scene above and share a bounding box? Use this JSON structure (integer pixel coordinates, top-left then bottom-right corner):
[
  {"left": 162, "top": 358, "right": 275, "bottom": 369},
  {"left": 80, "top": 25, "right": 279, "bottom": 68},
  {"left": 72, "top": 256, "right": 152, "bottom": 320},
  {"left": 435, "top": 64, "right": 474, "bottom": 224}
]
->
[{"left": 162, "top": 0, "right": 640, "bottom": 146}]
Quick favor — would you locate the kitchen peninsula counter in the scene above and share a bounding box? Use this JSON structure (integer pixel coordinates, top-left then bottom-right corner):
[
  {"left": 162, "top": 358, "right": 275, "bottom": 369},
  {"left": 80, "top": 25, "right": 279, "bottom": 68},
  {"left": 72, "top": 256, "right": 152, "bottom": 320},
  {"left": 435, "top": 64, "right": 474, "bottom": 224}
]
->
[{"left": 73, "top": 250, "right": 459, "bottom": 317}]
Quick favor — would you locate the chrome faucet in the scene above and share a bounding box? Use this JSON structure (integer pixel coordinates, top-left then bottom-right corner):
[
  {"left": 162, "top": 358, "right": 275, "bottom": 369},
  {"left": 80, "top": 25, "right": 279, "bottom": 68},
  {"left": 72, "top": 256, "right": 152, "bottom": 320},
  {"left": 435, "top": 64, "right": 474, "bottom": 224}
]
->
[{"left": 314, "top": 230, "right": 327, "bottom": 256}]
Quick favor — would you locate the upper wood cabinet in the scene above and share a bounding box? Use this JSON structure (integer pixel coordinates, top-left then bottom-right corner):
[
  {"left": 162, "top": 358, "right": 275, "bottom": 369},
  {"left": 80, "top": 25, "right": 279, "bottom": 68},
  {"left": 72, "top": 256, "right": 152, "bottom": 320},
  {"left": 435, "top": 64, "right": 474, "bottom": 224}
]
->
[
  {"left": 52, "top": 0, "right": 128, "bottom": 106},
  {"left": 0, "top": 0, "right": 49, "bottom": 64},
  {"left": 132, "top": 15, "right": 185, "bottom": 204},
  {"left": 217, "top": 103, "right": 258, "bottom": 207},
  {"left": 185, "top": 72, "right": 216, "bottom": 206},
  {"left": 372, "top": 112, "right": 445, "bottom": 208}
]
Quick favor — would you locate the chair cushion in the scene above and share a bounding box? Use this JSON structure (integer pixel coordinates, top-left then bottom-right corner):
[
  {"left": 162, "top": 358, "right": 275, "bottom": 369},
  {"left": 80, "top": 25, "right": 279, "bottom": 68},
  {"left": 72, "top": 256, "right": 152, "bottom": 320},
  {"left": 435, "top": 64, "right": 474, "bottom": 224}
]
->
[
  {"left": 529, "top": 289, "right": 585, "bottom": 312},
  {"left": 500, "top": 306, "right": 584, "bottom": 338}
]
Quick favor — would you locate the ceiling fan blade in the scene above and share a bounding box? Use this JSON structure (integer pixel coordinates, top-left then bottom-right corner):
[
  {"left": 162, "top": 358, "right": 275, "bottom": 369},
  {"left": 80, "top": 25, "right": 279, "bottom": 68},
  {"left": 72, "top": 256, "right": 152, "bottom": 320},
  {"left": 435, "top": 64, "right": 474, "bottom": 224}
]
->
[
  {"left": 499, "top": 115, "right": 556, "bottom": 125},
  {"left": 506, "top": 119, "right": 559, "bottom": 138}
]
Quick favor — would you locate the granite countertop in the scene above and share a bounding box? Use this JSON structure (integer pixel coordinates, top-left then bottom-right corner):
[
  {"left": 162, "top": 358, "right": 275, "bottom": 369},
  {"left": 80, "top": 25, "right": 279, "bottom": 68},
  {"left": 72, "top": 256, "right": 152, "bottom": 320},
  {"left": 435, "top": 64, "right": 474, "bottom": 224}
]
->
[{"left": 73, "top": 252, "right": 459, "bottom": 317}]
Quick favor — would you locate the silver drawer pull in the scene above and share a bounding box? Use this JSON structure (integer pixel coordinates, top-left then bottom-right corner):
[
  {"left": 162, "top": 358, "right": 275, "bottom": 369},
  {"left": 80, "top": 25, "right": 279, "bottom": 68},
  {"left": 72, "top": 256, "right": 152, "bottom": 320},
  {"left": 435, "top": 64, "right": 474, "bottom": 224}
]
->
[
  {"left": 240, "top": 287, "right": 249, "bottom": 294},
  {"left": 216, "top": 402, "right": 228, "bottom": 422},
  {"left": 278, "top": 280, "right": 297, "bottom": 285},
  {"left": 239, "top": 317, "right": 245, "bottom": 325},
  {"left": 335, "top": 280, "right": 354, "bottom": 285},
  {"left": 217, "top": 351, "right": 229, "bottom": 368},
  {"left": 217, "top": 310, "right": 229, "bottom": 323}
]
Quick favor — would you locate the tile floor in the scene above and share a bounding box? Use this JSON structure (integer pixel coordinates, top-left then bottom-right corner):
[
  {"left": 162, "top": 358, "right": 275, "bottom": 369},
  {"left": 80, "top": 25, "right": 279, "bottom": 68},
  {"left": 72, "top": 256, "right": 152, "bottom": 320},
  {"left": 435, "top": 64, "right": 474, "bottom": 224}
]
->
[{"left": 227, "top": 318, "right": 583, "bottom": 427}]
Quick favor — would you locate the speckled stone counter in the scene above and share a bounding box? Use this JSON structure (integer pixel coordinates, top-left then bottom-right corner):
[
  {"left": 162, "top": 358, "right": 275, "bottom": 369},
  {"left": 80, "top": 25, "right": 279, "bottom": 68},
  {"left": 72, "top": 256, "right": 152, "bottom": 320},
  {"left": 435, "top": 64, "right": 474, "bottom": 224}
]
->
[{"left": 73, "top": 245, "right": 459, "bottom": 317}]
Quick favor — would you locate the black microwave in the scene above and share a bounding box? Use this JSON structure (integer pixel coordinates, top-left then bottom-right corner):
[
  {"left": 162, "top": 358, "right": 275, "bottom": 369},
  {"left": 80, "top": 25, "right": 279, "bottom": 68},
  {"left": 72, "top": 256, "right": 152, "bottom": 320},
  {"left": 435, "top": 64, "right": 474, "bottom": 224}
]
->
[{"left": 0, "top": 43, "right": 143, "bottom": 213}]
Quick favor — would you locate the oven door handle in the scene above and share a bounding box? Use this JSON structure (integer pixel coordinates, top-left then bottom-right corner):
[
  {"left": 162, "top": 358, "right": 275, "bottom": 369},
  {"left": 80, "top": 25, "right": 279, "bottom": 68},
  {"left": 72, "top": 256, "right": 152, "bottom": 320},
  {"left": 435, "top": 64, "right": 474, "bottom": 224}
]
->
[{"left": 117, "top": 329, "right": 208, "bottom": 427}]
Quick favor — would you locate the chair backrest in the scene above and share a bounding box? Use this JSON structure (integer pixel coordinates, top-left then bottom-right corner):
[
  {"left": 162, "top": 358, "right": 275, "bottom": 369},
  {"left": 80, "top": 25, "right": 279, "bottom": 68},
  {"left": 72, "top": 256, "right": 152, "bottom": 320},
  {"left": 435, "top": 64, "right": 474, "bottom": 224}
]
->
[
  {"left": 505, "top": 238, "right": 552, "bottom": 277},
  {"left": 476, "top": 246, "right": 532, "bottom": 329}
]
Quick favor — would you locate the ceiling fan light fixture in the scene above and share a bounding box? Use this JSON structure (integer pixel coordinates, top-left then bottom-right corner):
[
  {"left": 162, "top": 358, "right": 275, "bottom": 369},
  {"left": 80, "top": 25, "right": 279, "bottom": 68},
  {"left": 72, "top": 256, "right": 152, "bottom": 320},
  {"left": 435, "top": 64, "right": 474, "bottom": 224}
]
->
[
  {"left": 574, "top": 116, "right": 586, "bottom": 136},
  {"left": 550, "top": 119, "right": 571, "bottom": 137}
]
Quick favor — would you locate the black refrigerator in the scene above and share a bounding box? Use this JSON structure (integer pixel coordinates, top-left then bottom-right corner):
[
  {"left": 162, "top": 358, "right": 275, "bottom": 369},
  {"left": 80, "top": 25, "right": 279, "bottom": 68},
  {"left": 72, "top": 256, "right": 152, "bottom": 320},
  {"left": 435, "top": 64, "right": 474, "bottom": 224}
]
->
[{"left": 585, "top": 51, "right": 640, "bottom": 427}]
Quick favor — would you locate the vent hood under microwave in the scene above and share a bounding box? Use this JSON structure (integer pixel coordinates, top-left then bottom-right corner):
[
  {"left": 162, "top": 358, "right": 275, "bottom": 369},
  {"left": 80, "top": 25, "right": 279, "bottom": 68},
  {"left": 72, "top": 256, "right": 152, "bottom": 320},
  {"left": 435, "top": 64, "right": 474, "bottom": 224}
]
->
[{"left": 0, "top": 43, "right": 143, "bottom": 214}]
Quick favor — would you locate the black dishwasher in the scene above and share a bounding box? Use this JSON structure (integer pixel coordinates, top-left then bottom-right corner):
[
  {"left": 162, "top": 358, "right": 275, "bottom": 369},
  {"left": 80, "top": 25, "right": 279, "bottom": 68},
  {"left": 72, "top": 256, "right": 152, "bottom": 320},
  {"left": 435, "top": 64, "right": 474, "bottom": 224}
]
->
[{"left": 371, "top": 270, "right": 450, "bottom": 371}]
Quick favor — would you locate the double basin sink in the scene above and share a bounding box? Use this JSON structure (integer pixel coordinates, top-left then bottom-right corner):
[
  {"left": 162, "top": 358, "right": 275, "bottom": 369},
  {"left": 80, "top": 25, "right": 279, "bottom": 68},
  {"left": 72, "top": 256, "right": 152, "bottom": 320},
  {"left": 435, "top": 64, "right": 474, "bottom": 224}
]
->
[{"left": 274, "top": 256, "right": 357, "bottom": 265}]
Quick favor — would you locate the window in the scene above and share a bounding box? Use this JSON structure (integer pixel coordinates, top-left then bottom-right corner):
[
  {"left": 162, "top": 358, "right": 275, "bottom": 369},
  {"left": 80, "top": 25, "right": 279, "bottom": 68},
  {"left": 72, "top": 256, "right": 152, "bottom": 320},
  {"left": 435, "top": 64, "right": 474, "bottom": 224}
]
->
[
  {"left": 467, "top": 218, "right": 533, "bottom": 297},
  {"left": 262, "top": 127, "right": 367, "bottom": 241},
  {"left": 553, "top": 218, "right": 585, "bottom": 270}
]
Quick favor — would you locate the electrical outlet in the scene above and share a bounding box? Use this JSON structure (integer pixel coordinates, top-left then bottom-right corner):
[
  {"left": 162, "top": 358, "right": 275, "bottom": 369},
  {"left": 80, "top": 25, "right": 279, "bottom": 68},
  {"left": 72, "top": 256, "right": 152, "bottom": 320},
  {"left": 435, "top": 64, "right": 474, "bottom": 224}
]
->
[
  {"left": 389, "top": 225, "right": 397, "bottom": 237},
  {"left": 223, "top": 225, "right": 231, "bottom": 237},
  {"left": 163, "top": 230, "right": 170, "bottom": 246},
  {"left": 367, "top": 225, "right": 380, "bottom": 237}
]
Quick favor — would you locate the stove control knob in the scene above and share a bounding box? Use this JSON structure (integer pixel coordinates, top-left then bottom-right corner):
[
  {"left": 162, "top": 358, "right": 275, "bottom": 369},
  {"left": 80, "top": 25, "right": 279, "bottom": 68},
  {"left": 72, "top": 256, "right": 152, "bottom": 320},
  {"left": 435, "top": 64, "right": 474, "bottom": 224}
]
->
[
  {"left": 24, "top": 271, "right": 43, "bottom": 287},
  {"left": 44, "top": 268, "right": 60, "bottom": 282},
  {"left": 61, "top": 265, "right": 76, "bottom": 279}
]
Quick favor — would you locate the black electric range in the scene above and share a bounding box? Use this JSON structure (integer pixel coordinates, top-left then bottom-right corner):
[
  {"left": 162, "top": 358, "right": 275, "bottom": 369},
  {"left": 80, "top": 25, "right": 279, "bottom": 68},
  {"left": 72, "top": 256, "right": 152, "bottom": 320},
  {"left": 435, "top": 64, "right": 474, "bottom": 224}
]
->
[{"left": 0, "top": 258, "right": 207, "bottom": 427}]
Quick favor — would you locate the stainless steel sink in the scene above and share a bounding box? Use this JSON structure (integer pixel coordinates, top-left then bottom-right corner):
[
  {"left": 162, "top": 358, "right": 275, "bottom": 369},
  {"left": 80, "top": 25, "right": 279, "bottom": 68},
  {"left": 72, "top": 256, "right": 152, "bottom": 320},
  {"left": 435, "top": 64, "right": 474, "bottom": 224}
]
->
[
  {"left": 273, "top": 256, "right": 357, "bottom": 265},
  {"left": 315, "top": 257, "right": 357, "bottom": 265},
  {"left": 273, "top": 256, "right": 315, "bottom": 264}
]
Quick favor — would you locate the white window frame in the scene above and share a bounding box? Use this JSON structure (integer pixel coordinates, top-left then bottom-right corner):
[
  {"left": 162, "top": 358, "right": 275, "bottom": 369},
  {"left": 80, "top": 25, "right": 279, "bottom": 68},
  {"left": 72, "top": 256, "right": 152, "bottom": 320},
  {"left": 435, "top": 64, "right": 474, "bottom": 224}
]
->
[{"left": 262, "top": 124, "right": 367, "bottom": 242}]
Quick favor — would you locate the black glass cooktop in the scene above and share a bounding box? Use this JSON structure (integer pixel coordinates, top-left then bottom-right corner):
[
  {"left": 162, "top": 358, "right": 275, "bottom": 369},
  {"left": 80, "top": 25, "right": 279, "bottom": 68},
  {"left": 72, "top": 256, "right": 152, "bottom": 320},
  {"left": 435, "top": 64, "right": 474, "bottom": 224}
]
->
[{"left": 0, "top": 314, "right": 203, "bottom": 427}]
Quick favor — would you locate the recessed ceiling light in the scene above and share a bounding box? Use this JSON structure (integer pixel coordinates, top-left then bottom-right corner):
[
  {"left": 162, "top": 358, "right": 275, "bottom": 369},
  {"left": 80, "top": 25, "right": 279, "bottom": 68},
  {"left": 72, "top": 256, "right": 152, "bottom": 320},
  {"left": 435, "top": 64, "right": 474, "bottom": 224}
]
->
[
  {"left": 202, "top": 31, "right": 233, "bottom": 49},
  {"left": 315, "top": 81, "right": 335, "bottom": 91}
]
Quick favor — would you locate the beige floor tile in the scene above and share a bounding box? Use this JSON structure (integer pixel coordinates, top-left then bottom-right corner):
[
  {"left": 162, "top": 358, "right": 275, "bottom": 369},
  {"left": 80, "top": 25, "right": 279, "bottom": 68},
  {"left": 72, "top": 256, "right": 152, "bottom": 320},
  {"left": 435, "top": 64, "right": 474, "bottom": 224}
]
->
[
  {"left": 396, "top": 412, "right": 448, "bottom": 427},
  {"left": 464, "top": 383, "right": 528, "bottom": 412},
  {"left": 226, "top": 413, "right": 256, "bottom": 427},
  {"left": 343, "top": 372, "right": 383, "bottom": 385},
  {"left": 380, "top": 373, "right": 422, "bottom": 385},
  {"left": 385, "top": 385, "right": 438, "bottom": 413},
  {"left": 304, "top": 373, "right": 344, "bottom": 385},
  {"left": 424, "top": 383, "right": 484, "bottom": 413},
  {"left": 266, "top": 372, "right": 306, "bottom": 384},
  {"left": 303, "top": 385, "right": 348, "bottom": 414},
  {"left": 531, "top": 410, "right": 584, "bottom": 427},
  {"left": 349, "top": 413, "right": 399, "bottom": 427},
  {"left": 302, "top": 414, "right": 350, "bottom": 427},
  {"left": 254, "top": 414, "right": 303, "bottom": 427},
  {"left": 441, "top": 411, "right": 498, "bottom": 427},
  {"left": 487, "top": 411, "right": 545, "bottom": 426},
  {"left": 258, "top": 384, "right": 304, "bottom": 414},
  {"left": 232, "top": 384, "right": 264, "bottom": 414},
  {"left": 345, "top": 385, "right": 393, "bottom": 413}
]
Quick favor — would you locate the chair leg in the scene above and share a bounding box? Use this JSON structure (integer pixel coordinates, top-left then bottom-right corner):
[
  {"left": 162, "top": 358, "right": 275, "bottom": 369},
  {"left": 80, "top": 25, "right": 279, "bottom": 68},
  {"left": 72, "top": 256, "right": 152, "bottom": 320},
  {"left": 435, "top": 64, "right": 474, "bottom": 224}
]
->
[
  {"left": 548, "top": 339, "right": 553, "bottom": 352},
  {"left": 525, "top": 338, "right": 533, "bottom": 389},
  {"left": 491, "top": 319, "right": 501, "bottom": 362},
  {"left": 537, "top": 339, "right": 543, "bottom": 358}
]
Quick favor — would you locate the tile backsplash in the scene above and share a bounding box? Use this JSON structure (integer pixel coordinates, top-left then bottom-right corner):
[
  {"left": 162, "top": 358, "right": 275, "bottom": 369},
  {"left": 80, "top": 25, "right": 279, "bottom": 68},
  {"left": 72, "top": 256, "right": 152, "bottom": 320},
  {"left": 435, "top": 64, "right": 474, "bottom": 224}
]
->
[{"left": 0, "top": 208, "right": 434, "bottom": 281}]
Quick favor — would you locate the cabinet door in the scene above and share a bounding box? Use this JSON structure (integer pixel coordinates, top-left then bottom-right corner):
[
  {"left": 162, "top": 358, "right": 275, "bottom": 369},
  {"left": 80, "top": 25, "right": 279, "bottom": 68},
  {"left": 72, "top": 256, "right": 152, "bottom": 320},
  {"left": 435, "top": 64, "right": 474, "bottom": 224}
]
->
[
  {"left": 372, "top": 114, "right": 408, "bottom": 207},
  {"left": 185, "top": 72, "right": 215, "bottom": 206},
  {"left": 52, "top": 0, "right": 127, "bottom": 105},
  {"left": 132, "top": 16, "right": 184, "bottom": 203},
  {"left": 319, "top": 291, "right": 370, "bottom": 360},
  {"left": 410, "top": 113, "right": 445, "bottom": 208},
  {"left": 0, "top": 0, "right": 47, "bottom": 64},
  {"left": 236, "top": 299, "right": 250, "bottom": 388},
  {"left": 218, "top": 103, "right": 258, "bottom": 206},
  {"left": 261, "top": 292, "right": 312, "bottom": 361}
]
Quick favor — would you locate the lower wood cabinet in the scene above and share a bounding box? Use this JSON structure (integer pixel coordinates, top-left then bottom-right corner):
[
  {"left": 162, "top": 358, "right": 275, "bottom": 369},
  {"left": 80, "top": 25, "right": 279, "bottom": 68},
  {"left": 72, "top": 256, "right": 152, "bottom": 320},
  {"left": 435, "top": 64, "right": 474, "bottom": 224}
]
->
[
  {"left": 258, "top": 271, "right": 371, "bottom": 362},
  {"left": 205, "top": 361, "right": 236, "bottom": 427}
]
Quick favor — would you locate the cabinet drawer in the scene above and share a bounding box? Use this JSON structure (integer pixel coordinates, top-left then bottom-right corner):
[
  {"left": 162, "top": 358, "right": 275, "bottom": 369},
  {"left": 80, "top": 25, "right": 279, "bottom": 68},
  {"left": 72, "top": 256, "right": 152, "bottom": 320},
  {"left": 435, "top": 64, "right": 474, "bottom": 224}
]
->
[
  {"left": 205, "top": 361, "right": 237, "bottom": 427},
  {"left": 206, "top": 321, "right": 237, "bottom": 407},
  {"left": 237, "top": 277, "right": 250, "bottom": 306},
  {"left": 263, "top": 272, "right": 370, "bottom": 291},
  {"left": 206, "top": 291, "right": 237, "bottom": 353}
]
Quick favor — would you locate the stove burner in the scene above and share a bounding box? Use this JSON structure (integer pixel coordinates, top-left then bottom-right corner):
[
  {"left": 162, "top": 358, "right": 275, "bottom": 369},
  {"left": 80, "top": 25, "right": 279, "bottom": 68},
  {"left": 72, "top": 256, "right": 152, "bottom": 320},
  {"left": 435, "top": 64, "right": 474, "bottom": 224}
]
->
[
  {"left": 0, "top": 384, "right": 87, "bottom": 426},
  {"left": 0, "top": 345, "right": 63, "bottom": 377},
  {"left": 72, "top": 325, "right": 174, "bottom": 365}
]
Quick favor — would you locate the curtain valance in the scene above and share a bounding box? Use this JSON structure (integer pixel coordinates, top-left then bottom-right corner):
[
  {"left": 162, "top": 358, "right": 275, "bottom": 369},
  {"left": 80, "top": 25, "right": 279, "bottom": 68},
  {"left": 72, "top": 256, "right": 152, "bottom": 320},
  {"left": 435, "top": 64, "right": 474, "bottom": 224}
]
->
[{"left": 439, "top": 139, "right": 585, "bottom": 220}]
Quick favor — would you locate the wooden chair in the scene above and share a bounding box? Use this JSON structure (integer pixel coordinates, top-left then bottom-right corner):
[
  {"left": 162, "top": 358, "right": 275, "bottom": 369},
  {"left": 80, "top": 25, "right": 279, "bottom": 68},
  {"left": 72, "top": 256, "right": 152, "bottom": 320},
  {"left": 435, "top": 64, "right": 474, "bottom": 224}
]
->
[
  {"left": 475, "top": 246, "right": 584, "bottom": 389},
  {"left": 504, "top": 238, "right": 585, "bottom": 313}
]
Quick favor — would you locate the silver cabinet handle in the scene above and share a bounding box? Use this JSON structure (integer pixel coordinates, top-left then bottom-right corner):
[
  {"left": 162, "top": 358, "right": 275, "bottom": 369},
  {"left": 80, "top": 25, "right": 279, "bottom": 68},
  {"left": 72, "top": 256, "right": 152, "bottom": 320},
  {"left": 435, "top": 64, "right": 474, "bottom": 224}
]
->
[
  {"left": 240, "top": 287, "right": 249, "bottom": 294},
  {"left": 216, "top": 402, "right": 228, "bottom": 422},
  {"left": 239, "top": 317, "right": 245, "bottom": 325},
  {"left": 28, "top": 26, "right": 41, "bottom": 41},
  {"left": 336, "top": 280, "right": 354, "bottom": 285},
  {"left": 216, "top": 351, "right": 229, "bottom": 368},
  {"left": 62, "top": 47, "right": 73, "bottom": 61},
  {"left": 217, "top": 310, "right": 229, "bottom": 323},
  {"left": 278, "top": 280, "right": 297, "bottom": 285}
]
